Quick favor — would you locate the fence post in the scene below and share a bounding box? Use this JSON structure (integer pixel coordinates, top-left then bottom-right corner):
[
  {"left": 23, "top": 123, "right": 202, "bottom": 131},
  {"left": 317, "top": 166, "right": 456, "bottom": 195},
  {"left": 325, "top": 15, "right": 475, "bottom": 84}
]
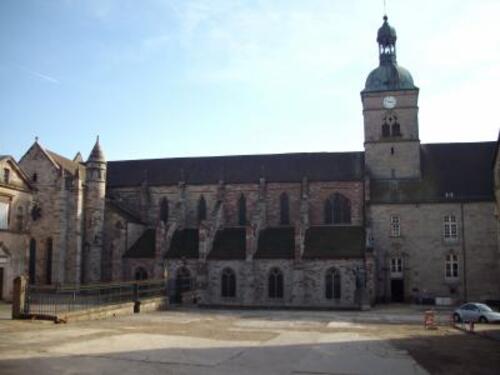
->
[{"left": 12, "top": 276, "right": 27, "bottom": 319}]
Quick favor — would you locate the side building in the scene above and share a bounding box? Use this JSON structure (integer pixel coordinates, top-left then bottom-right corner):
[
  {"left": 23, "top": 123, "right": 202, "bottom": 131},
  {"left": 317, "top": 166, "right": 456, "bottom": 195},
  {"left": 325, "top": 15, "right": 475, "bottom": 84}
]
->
[
  {"left": 362, "top": 16, "right": 500, "bottom": 303},
  {"left": 0, "top": 156, "right": 32, "bottom": 301}
]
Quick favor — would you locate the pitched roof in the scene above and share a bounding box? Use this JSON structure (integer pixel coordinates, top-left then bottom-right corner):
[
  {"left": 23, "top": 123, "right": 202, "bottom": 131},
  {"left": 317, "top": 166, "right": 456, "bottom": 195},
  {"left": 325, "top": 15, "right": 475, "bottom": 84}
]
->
[
  {"left": 371, "top": 142, "right": 496, "bottom": 203},
  {"left": 165, "top": 228, "right": 199, "bottom": 258},
  {"left": 303, "top": 226, "right": 365, "bottom": 259},
  {"left": 107, "top": 152, "right": 364, "bottom": 187},
  {"left": 46, "top": 150, "right": 86, "bottom": 178},
  {"left": 106, "top": 198, "right": 144, "bottom": 224},
  {"left": 0, "top": 155, "right": 33, "bottom": 191},
  {"left": 123, "top": 229, "right": 156, "bottom": 258},
  {"left": 255, "top": 227, "right": 295, "bottom": 259},
  {"left": 208, "top": 227, "right": 246, "bottom": 259}
]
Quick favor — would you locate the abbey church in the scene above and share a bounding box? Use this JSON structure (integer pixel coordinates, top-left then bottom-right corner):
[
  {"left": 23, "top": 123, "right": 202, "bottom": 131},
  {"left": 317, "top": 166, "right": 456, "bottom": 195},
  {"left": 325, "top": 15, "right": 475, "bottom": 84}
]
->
[{"left": 1, "top": 16, "right": 499, "bottom": 307}]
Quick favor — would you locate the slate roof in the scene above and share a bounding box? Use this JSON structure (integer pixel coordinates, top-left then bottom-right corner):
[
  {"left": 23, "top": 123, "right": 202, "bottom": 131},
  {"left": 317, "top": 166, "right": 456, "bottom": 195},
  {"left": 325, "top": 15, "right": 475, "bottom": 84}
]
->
[
  {"left": 106, "top": 198, "right": 144, "bottom": 224},
  {"left": 303, "top": 226, "right": 365, "bottom": 259},
  {"left": 165, "top": 229, "right": 199, "bottom": 259},
  {"left": 107, "top": 152, "right": 364, "bottom": 187},
  {"left": 208, "top": 227, "right": 246, "bottom": 259},
  {"left": 46, "top": 150, "right": 86, "bottom": 178},
  {"left": 371, "top": 142, "right": 496, "bottom": 203},
  {"left": 123, "top": 229, "right": 156, "bottom": 258},
  {"left": 255, "top": 227, "right": 295, "bottom": 259}
]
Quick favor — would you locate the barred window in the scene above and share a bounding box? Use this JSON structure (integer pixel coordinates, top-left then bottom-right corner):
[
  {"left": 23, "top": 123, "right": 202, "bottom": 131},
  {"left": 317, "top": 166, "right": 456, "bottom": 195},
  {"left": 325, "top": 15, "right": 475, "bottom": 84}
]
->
[
  {"left": 390, "top": 215, "right": 400, "bottom": 237},
  {"left": 444, "top": 215, "right": 457, "bottom": 240},
  {"left": 445, "top": 254, "right": 459, "bottom": 279}
]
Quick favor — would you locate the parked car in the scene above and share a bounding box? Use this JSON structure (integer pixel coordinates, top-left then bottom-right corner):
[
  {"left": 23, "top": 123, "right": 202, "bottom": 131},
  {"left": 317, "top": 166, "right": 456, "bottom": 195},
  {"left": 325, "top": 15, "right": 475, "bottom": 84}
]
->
[{"left": 453, "top": 303, "right": 500, "bottom": 323}]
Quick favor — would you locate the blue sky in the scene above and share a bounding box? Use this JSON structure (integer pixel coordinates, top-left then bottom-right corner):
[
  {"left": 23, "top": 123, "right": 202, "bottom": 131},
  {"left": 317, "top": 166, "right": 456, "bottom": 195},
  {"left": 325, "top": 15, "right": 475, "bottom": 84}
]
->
[{"left": 1, "top": 0, "right": 499, "bottom": 162}]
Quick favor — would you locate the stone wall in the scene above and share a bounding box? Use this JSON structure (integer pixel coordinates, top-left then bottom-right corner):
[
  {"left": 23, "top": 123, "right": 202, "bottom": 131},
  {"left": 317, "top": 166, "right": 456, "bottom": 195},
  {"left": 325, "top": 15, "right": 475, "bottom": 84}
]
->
[
  {"left": 369, "top": 201, "right": 500, "bottom": 302},
  {"left": 165, "top": 259, "right": 363, "bottom": 308}
]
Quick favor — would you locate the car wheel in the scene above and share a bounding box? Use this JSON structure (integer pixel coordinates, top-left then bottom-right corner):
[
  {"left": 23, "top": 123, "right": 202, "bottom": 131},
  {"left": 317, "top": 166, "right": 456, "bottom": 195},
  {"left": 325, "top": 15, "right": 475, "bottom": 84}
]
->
[
  {"left": 453, "top": 313, "right": 461, "bottom": 323},
  {"left": 479, "top": 316, "right": 488, "bottom": 323}
]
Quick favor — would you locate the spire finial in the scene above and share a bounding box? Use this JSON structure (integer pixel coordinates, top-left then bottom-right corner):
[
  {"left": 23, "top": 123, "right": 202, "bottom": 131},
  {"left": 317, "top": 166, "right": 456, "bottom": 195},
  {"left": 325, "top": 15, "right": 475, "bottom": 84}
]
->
[
  {"left": 35, "top": 136, "right": 39, "bottom": 143},
  {"left": 96, "top": 135, "right": 100, "bottom": 144}
]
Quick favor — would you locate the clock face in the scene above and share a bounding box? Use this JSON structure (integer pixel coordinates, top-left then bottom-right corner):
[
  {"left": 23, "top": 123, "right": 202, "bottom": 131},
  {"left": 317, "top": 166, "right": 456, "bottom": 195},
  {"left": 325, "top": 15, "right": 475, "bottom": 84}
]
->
[{"left": 383, "top": 96, "right": 397, "bottom": 109}]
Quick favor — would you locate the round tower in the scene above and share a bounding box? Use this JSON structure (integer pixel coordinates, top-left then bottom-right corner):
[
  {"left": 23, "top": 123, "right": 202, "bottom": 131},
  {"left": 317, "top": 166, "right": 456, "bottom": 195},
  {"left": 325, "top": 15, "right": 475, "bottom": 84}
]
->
[{"left": 83, "top": 136, "right": 106, "bottom": 283}]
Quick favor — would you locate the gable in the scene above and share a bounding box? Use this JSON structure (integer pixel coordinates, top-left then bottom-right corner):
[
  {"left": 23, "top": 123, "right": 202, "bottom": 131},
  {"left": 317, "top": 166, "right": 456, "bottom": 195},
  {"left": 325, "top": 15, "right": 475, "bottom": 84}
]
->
[{"left": 0, "top": 156, "right": 32, "bottom": 191}]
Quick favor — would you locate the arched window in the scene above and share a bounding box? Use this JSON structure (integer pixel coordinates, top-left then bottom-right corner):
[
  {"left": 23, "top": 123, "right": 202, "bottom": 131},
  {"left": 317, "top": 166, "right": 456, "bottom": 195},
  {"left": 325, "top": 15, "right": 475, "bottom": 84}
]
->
[
  {"left": 135, "top": 267, "right": 148, "bottom": 281},
  {"left": 238, "top": 194, "right": 246, "bottom": 226},
  {"left": 46, "top": 238, "right": 53, "bottom": 285},
  {"left": 198, "top": 195, "right": 207, "bottom": 223},
  {"left": 160, "top": 197, "right": 169, "bottom": 223},
  {"left": 29, "top": 238, "right": 36, "bottom": 285},
  {"left": 382, "top": 123, "right": 390, "bottom": 137},
  {"left": 391, "top": 122, "right": 401, "bottom": 137},
  {"left": 324, "top": 199, "right": 333, "bottom": 224},
  {"left": 221, "top": 268, "right": 236, "bottom": 298},
  {"left": 325, "top": 268, "right": 341, "bottom": 300},
  {"left": 16, "top": 206, "right": 24, "bottom": 232},
  {"left": 279, "top": 192, "right": 289, "bottom": 225},
  {"left": 268, "top": 268, "right": 284, "bottom": 298},
  {"left": 332, "top": 193, "right": 351, "bottom": 224}
]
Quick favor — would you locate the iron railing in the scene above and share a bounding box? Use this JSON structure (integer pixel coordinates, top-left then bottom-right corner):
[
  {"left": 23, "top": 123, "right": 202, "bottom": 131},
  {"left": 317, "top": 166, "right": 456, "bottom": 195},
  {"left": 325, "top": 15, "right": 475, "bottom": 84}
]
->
[{"left": 25, "top": 279, "right": 167, "bottom": 317}]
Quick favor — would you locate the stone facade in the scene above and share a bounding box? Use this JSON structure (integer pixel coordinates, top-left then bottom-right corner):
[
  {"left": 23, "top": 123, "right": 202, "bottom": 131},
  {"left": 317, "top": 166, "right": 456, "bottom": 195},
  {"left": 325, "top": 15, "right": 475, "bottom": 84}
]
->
[
  {"left": 2, "top": 15, "right": 499, "bottom": 309},
  {"left": 0, "top": 157, "right": 32, "bottom": 301},
  {"left": 369, "top": 202, "right": 500, "bottom": 303}
]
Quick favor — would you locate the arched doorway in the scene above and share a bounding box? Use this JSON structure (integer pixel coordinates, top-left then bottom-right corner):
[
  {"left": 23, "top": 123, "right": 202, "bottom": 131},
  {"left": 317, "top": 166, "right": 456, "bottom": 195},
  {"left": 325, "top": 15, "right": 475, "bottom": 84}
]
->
[
  {"left": 175, "top": 267, "right": 192, "bottom": 303},
  {"left": 135, "top": 267, "right": 148, "bottom": 281}
]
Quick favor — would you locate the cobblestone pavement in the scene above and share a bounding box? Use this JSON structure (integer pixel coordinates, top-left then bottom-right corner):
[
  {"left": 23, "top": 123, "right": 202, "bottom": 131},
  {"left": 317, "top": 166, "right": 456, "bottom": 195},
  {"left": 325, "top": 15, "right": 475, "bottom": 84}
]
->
[{"left": 0, "top": 305, "right": 499, "bottom": 374}]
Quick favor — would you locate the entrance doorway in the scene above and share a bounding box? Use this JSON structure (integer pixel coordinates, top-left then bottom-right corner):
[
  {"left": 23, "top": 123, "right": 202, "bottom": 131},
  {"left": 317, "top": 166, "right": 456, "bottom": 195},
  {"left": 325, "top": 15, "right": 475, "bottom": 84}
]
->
[
  {"left": 391, "top": 279, "right": 405, "bottom": 302},
  {"left": 175, "top": 267, "right": 192, "bottom": 304}
]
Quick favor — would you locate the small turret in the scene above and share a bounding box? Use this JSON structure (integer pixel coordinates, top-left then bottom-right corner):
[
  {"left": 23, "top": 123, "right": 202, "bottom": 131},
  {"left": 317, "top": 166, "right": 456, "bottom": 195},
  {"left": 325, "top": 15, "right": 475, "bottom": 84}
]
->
[{"left": 83, "top": 136, "right": 107, "bottom": 283}]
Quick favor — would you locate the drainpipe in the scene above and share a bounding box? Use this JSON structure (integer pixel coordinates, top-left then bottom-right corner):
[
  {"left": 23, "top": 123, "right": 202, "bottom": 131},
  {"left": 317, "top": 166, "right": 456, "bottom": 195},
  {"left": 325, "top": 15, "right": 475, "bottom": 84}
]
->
[{"left": 460, "top": 202, "right": 468, "bottom": 301}]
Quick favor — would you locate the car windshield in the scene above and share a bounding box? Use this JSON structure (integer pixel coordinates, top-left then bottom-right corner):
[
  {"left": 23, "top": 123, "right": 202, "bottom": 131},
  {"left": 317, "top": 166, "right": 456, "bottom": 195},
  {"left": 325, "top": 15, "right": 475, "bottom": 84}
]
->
[{"left": 476, "top": 304, "right": 493, "bottom": 312}]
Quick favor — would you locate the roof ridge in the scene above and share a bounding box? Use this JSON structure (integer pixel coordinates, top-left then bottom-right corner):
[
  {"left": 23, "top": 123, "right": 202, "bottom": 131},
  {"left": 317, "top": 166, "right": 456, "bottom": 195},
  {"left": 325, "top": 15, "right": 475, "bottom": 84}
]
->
[{"left": 108, "top": 151, "right": 364, "bottom": 164}]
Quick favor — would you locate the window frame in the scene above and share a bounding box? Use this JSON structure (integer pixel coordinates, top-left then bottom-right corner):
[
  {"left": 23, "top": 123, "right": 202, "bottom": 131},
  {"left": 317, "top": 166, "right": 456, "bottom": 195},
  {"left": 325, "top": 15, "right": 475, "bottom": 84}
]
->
[
  {"left": 443, "top": 215, "right": 458, "bottom": 242},
  {"left": 325, "top": 268, "right": 341, "bottom": 300},
  {"left": 390, "top": 215, "right": 401, "bottom": 237},
  {"left": 390, "top": 257, "right": 403, "bottom": 278},
  {"left": 0, "top": 197, "right": 10, "bottom": 230},
  {"left": 268, "top": 267, "right": 284, "bottom": 299},
  {"left": 445, "top": 253, "right": 459, "bottom": 280},
  {"left": 221, "top": 268, "right": 237, "bottom": 298}
]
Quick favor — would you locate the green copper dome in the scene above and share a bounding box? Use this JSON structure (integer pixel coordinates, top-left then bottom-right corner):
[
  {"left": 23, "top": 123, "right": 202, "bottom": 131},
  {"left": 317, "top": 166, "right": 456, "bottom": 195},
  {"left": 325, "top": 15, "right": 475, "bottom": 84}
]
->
[
  {"left": 364, "top": 64, "right": 415, "bottom": 92},
  {"left": 363, "top": 16, "right": 417, "bottom": 93}
]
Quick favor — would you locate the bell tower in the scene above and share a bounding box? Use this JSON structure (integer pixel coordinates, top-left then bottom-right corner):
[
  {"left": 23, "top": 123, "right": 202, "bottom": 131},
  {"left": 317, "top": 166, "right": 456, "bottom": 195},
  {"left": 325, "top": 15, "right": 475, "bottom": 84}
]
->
[{"left": 362, "top": 16, "right": 421, "bottom": 179}]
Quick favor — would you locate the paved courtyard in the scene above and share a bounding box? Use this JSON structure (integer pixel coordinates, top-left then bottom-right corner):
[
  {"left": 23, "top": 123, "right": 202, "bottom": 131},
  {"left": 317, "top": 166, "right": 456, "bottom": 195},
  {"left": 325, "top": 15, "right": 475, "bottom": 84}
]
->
[{"left": 0, "top": 304, "right": 499, "bottom": 374}]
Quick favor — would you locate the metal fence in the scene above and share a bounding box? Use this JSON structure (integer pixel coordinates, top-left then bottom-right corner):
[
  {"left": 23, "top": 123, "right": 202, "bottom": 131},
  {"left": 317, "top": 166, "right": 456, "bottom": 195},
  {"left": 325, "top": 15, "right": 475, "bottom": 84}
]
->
[{"left": 25, "top": 279, "right": 167, "bottom": 317}]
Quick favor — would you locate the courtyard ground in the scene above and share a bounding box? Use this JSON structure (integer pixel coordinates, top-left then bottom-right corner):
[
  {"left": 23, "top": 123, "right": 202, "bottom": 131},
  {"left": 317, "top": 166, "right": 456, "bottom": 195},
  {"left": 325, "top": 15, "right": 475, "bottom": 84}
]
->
[{"left": 0, "top": 303, "right": 499, "bottom": 374}]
